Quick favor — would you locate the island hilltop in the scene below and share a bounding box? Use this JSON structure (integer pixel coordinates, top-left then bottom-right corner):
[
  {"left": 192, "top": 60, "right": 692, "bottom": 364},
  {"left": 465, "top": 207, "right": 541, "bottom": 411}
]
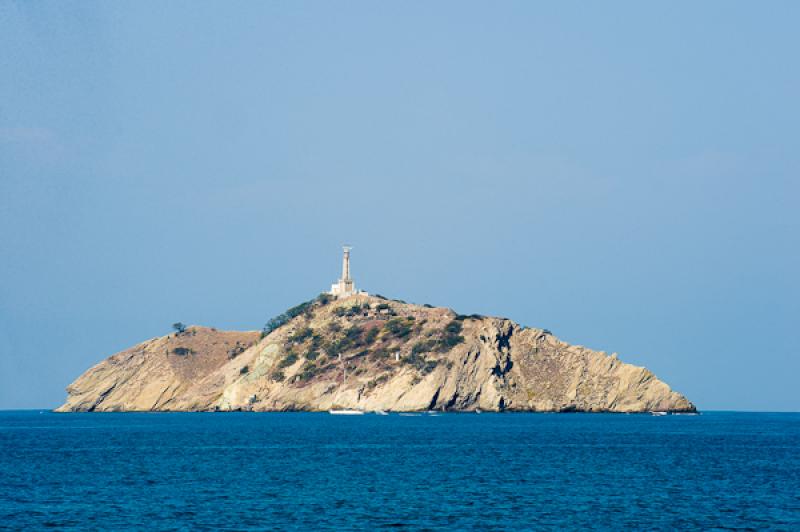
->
[{"left": 57, "top": 248, "right": 695, "bottom": 413}]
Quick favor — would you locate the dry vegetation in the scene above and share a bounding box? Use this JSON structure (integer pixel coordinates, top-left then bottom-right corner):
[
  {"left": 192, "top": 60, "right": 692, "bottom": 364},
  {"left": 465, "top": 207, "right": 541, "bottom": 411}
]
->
[{"left": 262, "top": 295, "right": 466, "bottom": 387}]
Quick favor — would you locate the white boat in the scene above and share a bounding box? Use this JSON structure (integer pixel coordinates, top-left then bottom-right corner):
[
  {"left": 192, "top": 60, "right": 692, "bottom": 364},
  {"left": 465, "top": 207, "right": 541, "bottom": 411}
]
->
[
  {"left": 475, "top": 408, "right": 482, "bottom": 414},
  {"left": 650, "top": 411, "right": 668, "bottom": 416},
  {"left": 374, "top": 410, "right": 389, "bottom": 416},
  {"left": 329, "top": 409, "right": 364, "bottom": 415}
]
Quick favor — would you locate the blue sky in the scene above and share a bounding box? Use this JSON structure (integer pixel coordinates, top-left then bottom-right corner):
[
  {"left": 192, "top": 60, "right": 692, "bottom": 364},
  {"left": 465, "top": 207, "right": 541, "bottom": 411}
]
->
[{"left": 1, "top": 2, "right": 798, "bottom": 410}]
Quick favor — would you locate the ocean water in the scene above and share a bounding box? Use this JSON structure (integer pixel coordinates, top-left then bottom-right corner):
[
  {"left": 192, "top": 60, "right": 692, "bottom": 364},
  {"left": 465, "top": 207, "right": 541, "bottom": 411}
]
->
[{"left": 0, "top": 411, "right": 798, "bottom": 530}]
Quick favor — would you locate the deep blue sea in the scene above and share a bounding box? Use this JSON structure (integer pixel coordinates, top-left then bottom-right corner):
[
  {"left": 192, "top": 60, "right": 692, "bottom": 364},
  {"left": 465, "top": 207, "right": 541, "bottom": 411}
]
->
[{"left": 0, "top": 411, "right": 798, "bottom": 530}]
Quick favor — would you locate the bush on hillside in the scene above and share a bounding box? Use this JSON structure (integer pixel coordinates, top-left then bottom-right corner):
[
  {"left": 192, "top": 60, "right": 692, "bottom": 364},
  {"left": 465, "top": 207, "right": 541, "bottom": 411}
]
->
[
  {"left": 384, "top": 318, "right": 412, "bottom": 338},
  {"left": 277, "top": 351, "right": 299, "bottom": 369},
  {"left": 261, "top": 298, "right": 319, "bottom": 338},
  {"left": 288, "top": 327, "right": 314, "bottom": 344},
  {"left": 299, "top": 361, "right": 319, "bottom": 381},
  {"left": 364, "top": 327, "right": 379, "bottom": 345}
]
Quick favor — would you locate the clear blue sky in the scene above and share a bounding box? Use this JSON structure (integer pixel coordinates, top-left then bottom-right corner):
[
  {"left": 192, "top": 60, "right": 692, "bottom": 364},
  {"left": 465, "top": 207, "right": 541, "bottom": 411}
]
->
[{"left": 1, "top": 2, "right": 798, "bottom": 411}]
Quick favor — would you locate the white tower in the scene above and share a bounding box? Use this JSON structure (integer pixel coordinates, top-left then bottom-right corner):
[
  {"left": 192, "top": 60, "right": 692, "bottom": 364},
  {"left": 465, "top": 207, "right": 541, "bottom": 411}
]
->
[
  {"left": 341, "top": 246, "right": 352, "bottom": 285},
  {"left": 330, "top": 246, "right": 365, "bottom": 298}
]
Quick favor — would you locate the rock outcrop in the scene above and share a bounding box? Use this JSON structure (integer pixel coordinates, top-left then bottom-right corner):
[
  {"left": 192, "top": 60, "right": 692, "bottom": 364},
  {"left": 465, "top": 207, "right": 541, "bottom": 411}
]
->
[{"left": 56, "top": 296, "right": 695, "bottom": 413}]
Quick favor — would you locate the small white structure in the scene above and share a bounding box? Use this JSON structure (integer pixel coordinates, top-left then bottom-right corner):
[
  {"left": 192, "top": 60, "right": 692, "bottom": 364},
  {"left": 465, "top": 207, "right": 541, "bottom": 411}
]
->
[{"left": 330, "top": 246, "right": 368, "bottom": 298}]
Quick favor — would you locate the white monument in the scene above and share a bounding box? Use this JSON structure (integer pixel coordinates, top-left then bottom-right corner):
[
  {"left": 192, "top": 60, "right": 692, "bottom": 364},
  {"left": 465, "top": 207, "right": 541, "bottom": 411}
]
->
[{"left": 330, "top": 246, "right": 367, "bottom": 298}]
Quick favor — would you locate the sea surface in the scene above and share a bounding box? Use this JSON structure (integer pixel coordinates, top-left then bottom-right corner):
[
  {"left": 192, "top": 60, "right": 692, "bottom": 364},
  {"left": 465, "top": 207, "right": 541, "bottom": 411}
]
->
[{"left": 0, "top": 411, "right": 798, "bottom": 530}]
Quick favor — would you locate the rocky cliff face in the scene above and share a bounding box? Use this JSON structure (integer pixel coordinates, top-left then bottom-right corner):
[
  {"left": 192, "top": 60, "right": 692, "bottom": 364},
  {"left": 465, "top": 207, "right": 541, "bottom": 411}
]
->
[{"left": 56, "top": 296, "right": 695, "bottom": 413}]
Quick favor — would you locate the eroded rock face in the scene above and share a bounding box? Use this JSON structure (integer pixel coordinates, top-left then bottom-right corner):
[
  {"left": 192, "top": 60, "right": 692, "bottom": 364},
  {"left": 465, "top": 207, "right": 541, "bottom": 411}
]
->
[{"left": 56, "top": 296, "right": 695, "bottom": 413}]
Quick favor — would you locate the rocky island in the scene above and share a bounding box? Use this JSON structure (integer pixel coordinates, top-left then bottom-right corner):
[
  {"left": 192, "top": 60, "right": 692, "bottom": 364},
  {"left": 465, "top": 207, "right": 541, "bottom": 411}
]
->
[
  {"left": 57, "top": 292, "right": 695, "bottom": 413},
  {"left": 58, "top": 248, "right": 694, "bottom": 413}
]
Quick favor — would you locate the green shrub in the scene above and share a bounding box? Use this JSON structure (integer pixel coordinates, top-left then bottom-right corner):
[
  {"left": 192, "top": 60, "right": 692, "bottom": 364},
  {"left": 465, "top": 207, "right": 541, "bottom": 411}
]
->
[
  {"left": 344, "top": 325, "right": 363, "bottom": 343},
  {"left": 310, "top": 334, "right": 323, "bottom": 349},
  {"left": 376, "top": 303, "right": 390, "bottom": 311},
  {"left": 402, "top": 353, "right": 439, "bottom": 375},
  {"left": 366, "top": 374, "right": 389, "bottom": 390},
  {"left": 172, "top": 347, "right": 193, "bottom": 356},
  {"left": 402, "top": 352, "right": 424, "bottom": 369},
  {"left": 370, "top": 347, "right": 391, "bottom": 361},
  {"left": 288, "top": 327, "right": 314, "bottom": 344},
  {"left": 286, "top": 300, "right": 314, "bottom": 319},
  {"left": 411, "top": 340, "right": 435, "bottom": 355},
  {"left": 227, "top": 345, "right": 246, "bottom": 359},
  {"left": 324, "top": 340, "right": 342, "bottom": 358},
  {"left": 278, "top": 351, "right": 299, "bottom": 369},
  {"left": 305, "top": 350, "right": 320, "bottom": 361},
  {"left": 345, "top": 325, "right": 362, "bottom": 339},
  {"left": 408, "top": 320, "right": 464, "bottom": 354},
  {"left": 299, "top": 361, "right": 319, "bottom": 381},
  {"left": 262, "top": 298, "right": 319, "bottom": 338},
  {"left": 262, "top": 316, "right": 285, "bottom": 338},
  {"left": 270, "top": 369, "right": 284, "bottom": 381},
  {"left": 441, "top": 334, "right": 464, "bottom": 350},
  {"left": 439, "top": 321, "right": 464, "bottom": 351},
  {"left": 421, "top": 359, "right": 439, "bottom": 375},
  {"left": 384, "top": 318, "right": 412, "bottom": 338},
  {"left": 240, "top": 365, "right": 249, "bottom": 375},
  {"left": 364, "top": 327, "right": 379, "bottom": 344},
  {"left": 445, "top": 321, "right": 462, "bottom": 335}
]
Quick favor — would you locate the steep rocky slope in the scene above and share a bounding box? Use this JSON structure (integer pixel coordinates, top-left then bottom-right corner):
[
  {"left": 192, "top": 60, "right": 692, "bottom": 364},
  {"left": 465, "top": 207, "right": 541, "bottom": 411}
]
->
[{"left": 56, "top": 295, "right": 695, "bottom": 413}]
